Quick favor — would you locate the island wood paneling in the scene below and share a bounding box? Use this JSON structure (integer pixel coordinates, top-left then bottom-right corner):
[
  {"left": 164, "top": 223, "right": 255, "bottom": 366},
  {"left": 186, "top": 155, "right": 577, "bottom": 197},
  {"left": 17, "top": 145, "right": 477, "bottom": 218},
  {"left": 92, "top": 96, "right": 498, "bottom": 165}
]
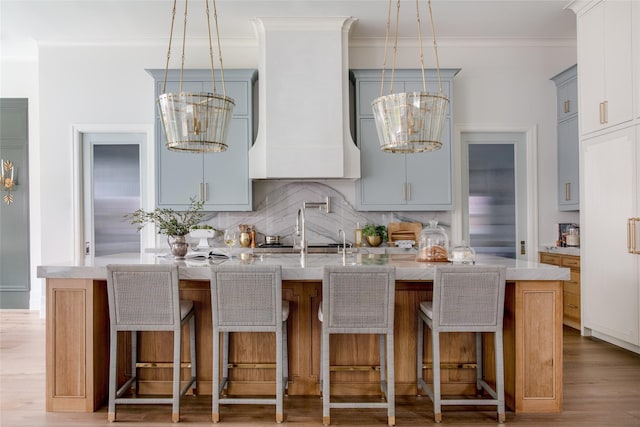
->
[
  {"left": 46, "top": 279, "right": 109, "bottom": 412},
  {"left": 45, "top": 278, "right": 562, "bottom": 414}
]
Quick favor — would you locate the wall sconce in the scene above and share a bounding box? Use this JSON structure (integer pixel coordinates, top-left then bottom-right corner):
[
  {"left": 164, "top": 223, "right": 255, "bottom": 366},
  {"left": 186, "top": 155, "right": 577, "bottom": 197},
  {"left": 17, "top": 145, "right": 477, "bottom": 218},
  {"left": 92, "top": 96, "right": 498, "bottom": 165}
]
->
[{"left": 1, "top": 159, "right": 16, "bottom": 205}]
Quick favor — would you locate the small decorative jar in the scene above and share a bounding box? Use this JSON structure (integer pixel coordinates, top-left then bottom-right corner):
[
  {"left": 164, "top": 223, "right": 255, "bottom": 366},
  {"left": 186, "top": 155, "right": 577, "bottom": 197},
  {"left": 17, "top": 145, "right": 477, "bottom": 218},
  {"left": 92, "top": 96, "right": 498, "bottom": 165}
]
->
[
  {"left": 450, "top": 241, "right": 476, "bottom": 264},
  {"left": 416, "top": 220, "right": 449, "bottom": 262}
]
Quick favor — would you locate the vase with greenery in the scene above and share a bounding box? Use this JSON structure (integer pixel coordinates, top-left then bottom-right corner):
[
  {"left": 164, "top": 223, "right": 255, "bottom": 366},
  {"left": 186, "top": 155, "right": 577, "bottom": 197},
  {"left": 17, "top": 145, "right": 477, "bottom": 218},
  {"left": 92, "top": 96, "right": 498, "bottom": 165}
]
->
[
  {"left": 362, "top": 223, "right": 387, "bottom": 247},
  {"left": 125, "top": 198, "right": 205, "bottom": 257}
]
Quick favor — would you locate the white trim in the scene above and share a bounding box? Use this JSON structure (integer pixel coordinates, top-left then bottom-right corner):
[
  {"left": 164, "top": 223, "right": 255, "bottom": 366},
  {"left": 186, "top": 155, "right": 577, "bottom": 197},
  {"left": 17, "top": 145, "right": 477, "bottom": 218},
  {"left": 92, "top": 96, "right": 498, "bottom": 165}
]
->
[
  {"left": 350, "top": 36, "right": 577, "bottom": 49},
  {"left": 71, "top": 124, "right": 155, "bottom": 264},
  {"left": 585, "top": 328, "right": 640, "bottom": 355},
  {"left": 453, "top": 124, "right": 539, "bottom": 262}
]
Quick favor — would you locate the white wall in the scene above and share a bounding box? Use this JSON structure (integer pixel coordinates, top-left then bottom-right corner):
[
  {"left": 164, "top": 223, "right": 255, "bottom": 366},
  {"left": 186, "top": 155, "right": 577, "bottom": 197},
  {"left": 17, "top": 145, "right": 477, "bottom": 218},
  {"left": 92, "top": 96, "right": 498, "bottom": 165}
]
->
[
  {"left": 0, "top": 57, "right": 42, "bottom": 311},
  {"left": 3, "top": 38, "right": 578, "bottom": 310}
]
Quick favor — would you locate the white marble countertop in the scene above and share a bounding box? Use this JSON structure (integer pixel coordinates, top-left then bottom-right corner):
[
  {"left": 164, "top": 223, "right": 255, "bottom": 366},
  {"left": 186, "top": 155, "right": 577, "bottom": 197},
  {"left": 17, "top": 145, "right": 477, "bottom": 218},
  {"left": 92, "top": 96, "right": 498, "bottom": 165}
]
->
[{"left": 38, "top": 251, "right": 570, "bottom": 282}]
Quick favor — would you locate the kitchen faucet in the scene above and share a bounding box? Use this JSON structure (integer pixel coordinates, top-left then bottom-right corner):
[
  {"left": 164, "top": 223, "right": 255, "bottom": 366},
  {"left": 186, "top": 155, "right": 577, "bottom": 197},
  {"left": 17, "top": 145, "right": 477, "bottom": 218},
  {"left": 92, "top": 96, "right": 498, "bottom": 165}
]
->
[
  {"left": 295, "top": 197, "right": 330, "bottom": 267},
  {"left": 295, "top": 207, "right": 307, "bottom": 267},
  {"left": 338, "top": 228, "right": 346, "bottom": 265}
]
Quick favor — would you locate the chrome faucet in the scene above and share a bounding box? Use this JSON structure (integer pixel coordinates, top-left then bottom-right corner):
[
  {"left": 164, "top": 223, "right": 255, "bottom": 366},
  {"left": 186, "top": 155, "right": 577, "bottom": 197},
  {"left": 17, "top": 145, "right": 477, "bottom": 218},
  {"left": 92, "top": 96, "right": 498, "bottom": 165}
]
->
[
  {"left": 295, "top": 197, "right": 330, "bottom": 267},
  {"left": 295, "top": 207, "right": 307, "bottom": 266},
  {"left": 338, "top": 228, "right": 346, "bottom": 265}
]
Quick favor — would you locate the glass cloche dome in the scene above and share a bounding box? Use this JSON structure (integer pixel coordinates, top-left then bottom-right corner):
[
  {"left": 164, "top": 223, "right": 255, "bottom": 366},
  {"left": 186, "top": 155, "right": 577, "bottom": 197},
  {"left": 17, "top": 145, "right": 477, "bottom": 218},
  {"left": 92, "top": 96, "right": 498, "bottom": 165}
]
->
[
  {"left": 449, "top": 240, "right": 476, "bottom": 264},
  {"left": 416, "top": 220, "right": 450, "bottom": 262}
]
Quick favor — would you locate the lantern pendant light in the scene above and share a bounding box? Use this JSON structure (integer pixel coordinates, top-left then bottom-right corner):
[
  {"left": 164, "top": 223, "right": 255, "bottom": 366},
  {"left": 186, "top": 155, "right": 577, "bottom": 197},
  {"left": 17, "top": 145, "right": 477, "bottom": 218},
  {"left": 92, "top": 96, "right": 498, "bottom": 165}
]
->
[
  {"left": 157, "top": 0, "right": 235, "bottom": 153},
  {"left": 372, "top": 0, "right": 449, "bottom": 153}
]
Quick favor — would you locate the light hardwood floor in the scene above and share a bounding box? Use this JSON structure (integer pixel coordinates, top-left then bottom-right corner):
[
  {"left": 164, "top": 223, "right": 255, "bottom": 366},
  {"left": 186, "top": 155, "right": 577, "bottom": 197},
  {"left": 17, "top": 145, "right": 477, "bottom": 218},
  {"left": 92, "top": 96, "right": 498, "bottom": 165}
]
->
[{"left": 1, "top": 310, "right": 639, "bottom": 426}]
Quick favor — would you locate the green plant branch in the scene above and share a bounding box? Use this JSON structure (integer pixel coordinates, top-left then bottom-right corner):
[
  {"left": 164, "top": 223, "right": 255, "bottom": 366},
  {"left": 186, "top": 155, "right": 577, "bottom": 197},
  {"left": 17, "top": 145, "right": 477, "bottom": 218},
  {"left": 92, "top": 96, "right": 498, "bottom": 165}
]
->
[{"left": 124, "top": 198, "right": 205, "bottom": 236}]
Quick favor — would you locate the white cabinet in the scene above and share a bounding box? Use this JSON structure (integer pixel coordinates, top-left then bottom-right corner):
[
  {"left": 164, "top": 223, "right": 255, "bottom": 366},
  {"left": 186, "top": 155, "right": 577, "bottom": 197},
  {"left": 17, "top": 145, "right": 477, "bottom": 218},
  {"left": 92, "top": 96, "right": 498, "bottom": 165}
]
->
[
  {"left": 576, "top": 0, "right": 633, "bottom": 135},
  {"left": 551, "top": 65, "right": 579, "bottom": 211},
  {"left": 147, "top": 69, "right": 256, "bottom": 211},
  {"left": 635, "top": 1, "right": 640, "bottom": 120},
  {"left": 351, "top": 69, "right": 459, "bottom": 211},
  {"left": 581, "top": 126, "right": 639, "bottom": 349},
  {"left": 573, "top": 0, "right": 640, "bottom": 352}
]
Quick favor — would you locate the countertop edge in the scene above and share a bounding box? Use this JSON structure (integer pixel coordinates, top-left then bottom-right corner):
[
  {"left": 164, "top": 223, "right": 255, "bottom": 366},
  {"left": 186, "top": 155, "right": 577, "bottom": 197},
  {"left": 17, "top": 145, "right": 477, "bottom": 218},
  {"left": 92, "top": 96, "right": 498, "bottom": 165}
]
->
[{"left": 38, "top": 253, "right": 571, "bottom": 282}]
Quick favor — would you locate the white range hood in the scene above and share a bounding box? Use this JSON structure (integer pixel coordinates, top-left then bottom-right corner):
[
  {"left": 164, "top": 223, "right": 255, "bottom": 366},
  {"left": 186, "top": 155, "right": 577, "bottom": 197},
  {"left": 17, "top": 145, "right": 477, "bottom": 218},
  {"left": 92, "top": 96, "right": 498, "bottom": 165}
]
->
[{"left": 249, "top": 17, "right": 360, "bottom": 179}]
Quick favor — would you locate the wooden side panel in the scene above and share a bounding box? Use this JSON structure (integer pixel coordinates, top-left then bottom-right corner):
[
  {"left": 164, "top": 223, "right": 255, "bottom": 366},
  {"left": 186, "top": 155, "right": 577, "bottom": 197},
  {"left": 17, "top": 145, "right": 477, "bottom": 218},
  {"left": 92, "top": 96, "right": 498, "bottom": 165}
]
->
[
  {"left": 515, "top": 281, "right": 563, "bottom": 413},
  {"left": 47, "top": 278, "right": 108, "bottom": 412}
]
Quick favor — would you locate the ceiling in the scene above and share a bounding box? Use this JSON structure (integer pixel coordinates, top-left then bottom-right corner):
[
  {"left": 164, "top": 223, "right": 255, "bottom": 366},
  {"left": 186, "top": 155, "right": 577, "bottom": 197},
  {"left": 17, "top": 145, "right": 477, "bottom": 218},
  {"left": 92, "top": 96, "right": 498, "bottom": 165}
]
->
[{"left": 1, "top": 0, "right": 577, "bottom": 58}]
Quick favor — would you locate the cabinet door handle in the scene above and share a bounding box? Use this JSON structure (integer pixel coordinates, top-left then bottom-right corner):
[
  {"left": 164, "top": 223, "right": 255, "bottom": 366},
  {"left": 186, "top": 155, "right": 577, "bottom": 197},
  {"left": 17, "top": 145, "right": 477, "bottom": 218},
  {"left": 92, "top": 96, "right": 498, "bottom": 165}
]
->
[
  {"left": 599, "top": 102, "right": 604, "bottom": 124},
  {"left": 199, "top": 183, "right": 209, "bottom": 202},
  {"left": 564, "top": 183, "right": 571, "bottom": 201},
  {"left": 629, "top": 217, "right": 640, "bottom": 255},
  {"left": 406, "top": 183, "right": 411, "bottom": 201},
  {"left": 402, "top": 183, "right": 406, "bottom": 201},
  {"left": 563, "top": 100, "right": 570, "bottom": 114},
  {"left": 599, "top": 101, "right": 609, "bottom": 125}
]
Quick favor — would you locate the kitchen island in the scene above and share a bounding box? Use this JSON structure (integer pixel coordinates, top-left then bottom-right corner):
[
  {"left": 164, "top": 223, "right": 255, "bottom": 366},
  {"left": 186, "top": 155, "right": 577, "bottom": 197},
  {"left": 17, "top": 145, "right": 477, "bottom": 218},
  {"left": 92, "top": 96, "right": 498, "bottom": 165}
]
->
[{"left": 38, "top": 252, "right": 569, "bottom": 414}]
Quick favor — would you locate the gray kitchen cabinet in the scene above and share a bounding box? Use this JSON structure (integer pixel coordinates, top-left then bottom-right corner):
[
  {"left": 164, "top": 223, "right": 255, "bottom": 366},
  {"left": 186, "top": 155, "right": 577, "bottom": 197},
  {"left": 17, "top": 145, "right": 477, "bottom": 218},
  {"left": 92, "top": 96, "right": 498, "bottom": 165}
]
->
[
  {"left": 551, "top": 65, "right": 579, "bottom": 211},
  {"left": 147, "top": 69, "right": 256, "bottom": 211},
  {"left": 0, "top": 99, "right": 30, "bottom": 308},
  {"left": 351, "top": 69, "right": 459, "bottom": 211}
]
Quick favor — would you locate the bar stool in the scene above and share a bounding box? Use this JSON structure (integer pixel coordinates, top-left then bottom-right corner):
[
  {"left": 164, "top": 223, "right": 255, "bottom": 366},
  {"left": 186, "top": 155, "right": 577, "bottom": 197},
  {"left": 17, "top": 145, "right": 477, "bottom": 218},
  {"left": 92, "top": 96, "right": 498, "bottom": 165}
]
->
[
  {"left": 210, "top": 265, "right": 289, "bottom": 423},
  {"left": 417, "top": 265, "right": 507, "bottom": 423},
  {"left": 321, "top": 265, "right": 396, "bottom": 426},
  {"left": 105, "top": 264, "right": 197, "bottom": 423}
]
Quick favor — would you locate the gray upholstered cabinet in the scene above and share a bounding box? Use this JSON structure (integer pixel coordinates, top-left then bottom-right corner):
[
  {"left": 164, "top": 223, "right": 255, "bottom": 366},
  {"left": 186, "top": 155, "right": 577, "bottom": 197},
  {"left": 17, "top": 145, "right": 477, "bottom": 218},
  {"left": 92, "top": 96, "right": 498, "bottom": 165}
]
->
[
  {"left": 551, "top": 65, "right": 579, "bottom": 211},
  {"left": 351, "top": 69, "right": 459, "bottom": 211},
  {"left": 147, "top": 69, "right": 256, "bottom": 211}
]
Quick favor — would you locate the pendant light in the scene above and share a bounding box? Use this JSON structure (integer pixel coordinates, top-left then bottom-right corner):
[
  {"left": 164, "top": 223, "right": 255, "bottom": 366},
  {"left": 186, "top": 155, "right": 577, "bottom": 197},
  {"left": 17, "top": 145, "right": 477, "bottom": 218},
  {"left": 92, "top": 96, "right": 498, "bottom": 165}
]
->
[
  {"left": 158, "top": 0, "right": 235, "bottom": 153},
  {"left": 372, "top": 0, "right": 448, "bottom": 153}
]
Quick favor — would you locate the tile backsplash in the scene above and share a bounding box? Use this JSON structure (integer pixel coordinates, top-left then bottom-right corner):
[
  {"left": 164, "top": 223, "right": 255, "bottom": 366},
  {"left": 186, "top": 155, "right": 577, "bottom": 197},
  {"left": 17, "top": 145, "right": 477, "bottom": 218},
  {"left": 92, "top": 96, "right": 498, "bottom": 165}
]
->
[{"left": 188, "top": 182, "right": 450, "bottom": 247}]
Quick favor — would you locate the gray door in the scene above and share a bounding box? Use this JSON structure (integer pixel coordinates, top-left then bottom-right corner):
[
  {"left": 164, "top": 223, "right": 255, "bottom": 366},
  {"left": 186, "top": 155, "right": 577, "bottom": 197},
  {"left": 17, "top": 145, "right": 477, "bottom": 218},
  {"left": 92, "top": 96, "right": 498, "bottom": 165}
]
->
[
  {"left": 461, "top": 132, "right": 528, "bottom": 260},
  {"left": 0, "top": 99, "right": 30, "bottom": 308},
  {"left": 82, "top": 133, "right": 142, "bottom": 258}
]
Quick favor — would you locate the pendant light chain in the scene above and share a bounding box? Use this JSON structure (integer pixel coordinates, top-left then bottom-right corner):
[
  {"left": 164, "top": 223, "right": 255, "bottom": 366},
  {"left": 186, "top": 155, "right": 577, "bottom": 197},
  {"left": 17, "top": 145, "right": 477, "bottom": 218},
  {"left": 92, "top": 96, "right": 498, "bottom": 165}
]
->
[
  {"left": 427, "top": 0, "right": 444, "bottom": 93},
  {"left": 179, "top": 0, "right": 188, "bottom": 92},
  {"left": 205, "top": 0, "right": 217, "bottom": 94},
  {"left": 210, "top": 0, "right": 227, "bottom": 98},
  {"left": 390, "top": 0, "right": 401, "bottom": 94},
  {"left": 379, "top": 0, "right": 401, "bottom": 96},
  {"left": 415, "top": 0, "right": 427, "bottom": 92},
  {"left": 379, "top": 0, "right": 393, "bottom": 97},
  {"left": 161, "top": 0, "right": 178, "bottom": 94}
]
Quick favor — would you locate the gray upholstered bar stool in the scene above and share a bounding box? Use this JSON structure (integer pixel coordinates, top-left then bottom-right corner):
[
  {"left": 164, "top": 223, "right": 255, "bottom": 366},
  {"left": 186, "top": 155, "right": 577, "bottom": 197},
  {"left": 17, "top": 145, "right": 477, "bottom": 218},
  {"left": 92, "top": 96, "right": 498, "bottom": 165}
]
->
[
  {"left": 105, "top": 264, "right": 197, "bottom": 423},
  {"left": 210, "top": 265, "right": 289, "bottom": 423},
  {"left": 321, "top": 265, "right": 396, "bottom": 426},
  {"left": 417, "top": 265, "right": 507, "bottom": 423}
]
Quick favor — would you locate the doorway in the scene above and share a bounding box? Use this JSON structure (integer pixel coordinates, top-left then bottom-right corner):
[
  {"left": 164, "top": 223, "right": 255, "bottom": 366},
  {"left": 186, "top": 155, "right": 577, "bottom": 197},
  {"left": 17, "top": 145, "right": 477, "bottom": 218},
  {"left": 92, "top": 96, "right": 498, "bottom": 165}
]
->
[
  {"left": 82, "top": 133, "right": 143, "bottom": 259},
  {"left": 459, "top": 131, "right": 533, "bottom": 260}
]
